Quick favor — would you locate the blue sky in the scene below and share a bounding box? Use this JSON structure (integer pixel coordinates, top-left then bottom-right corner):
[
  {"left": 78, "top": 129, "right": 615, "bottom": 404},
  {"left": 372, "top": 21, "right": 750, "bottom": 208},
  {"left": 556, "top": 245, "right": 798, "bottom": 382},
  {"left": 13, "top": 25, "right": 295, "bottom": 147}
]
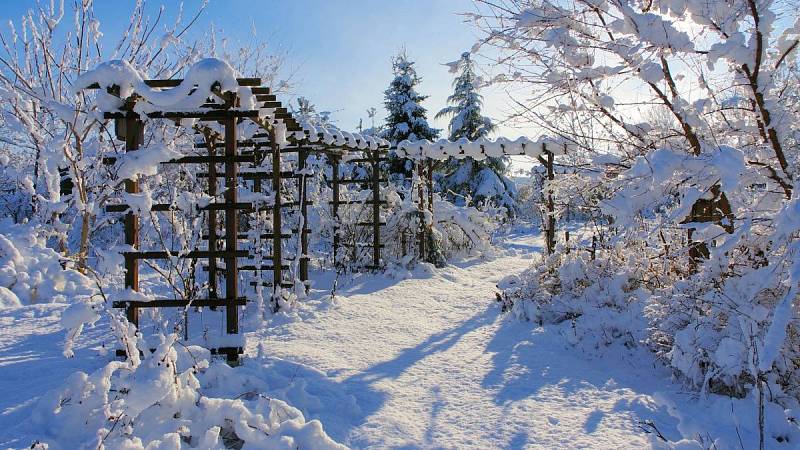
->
[
  {"left": 1, "top": 0, "right": 534, "bottom": 173},
  {"left": 0, "top": 1, "right": 528, "bottom": 137}
]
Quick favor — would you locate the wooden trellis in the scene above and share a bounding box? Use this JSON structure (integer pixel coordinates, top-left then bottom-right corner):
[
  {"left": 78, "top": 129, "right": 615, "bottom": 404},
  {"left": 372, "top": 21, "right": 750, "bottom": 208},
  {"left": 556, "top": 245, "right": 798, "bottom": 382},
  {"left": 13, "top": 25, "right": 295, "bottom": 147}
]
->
[
  {"left": 83, "top": 76, "right": 389, "bottom": 362},
  {"left": 330, "top": 149, "right": 389, "bottom": 269}
]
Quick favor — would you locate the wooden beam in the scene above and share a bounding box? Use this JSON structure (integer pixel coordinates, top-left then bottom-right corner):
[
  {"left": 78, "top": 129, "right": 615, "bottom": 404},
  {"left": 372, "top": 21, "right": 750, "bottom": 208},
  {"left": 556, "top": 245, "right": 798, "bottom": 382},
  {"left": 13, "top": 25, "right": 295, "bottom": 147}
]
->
[
  {"left": 124, "top": 250, "right": 249, "bottom": 259},
  {"left": 84, "top": 78, "right": 262, "bottom": 89},
  {"left": 112, "top": 298, "right": 247, "bottom": 308},
  {"left": 271, "top": 128, "right": 283, "bottom": 311},
  {"left": 123, "top": 115, "right": 143, "bottom": 327},
  {"left": 223, "top": 101, "right": 239, "bottom": 335},
  {"left": 103, "top": 110, "right": 261, "bottom": 120}
]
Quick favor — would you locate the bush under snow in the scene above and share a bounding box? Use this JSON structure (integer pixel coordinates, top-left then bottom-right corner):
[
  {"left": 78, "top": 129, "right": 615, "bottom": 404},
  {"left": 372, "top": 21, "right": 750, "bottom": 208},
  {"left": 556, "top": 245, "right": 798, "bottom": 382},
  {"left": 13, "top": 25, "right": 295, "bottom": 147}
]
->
[
  {"left": 24, "top": 332, "right": 347, "bottom": 450},
  {"left": 499, "top": 242, "right": 648, "bottom": 350},
  {"left": 0, "top": 220, "right": 94, "bottom": 308}
]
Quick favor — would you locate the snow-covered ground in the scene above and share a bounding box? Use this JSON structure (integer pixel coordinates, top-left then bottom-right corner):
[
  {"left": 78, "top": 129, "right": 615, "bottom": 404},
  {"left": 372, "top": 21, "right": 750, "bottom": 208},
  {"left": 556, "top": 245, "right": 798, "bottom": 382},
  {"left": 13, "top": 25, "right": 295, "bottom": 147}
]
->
[
  {"left": 0, "top": 231, "right": 767, "bottom": 448},
  {"left": 244, "top": 232, "right": 686, "bottom": 449}
]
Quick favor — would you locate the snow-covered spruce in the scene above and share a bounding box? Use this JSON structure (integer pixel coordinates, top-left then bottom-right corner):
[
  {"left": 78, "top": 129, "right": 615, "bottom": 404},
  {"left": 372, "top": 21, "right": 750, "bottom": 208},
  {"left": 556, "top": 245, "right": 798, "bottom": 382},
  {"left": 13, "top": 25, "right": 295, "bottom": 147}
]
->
[
  {"left": 380, "top": 52, "right": 439, "bottom": 179},
  {"left": 435, "top": 52, "right": 515, "bottom": 214}
]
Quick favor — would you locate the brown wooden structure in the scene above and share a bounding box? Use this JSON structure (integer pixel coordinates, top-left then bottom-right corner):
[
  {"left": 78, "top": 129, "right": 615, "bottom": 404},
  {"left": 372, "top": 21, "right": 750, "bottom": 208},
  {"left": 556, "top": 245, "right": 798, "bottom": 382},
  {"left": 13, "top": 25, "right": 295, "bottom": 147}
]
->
[
  {"left": 681, "top": 185, "right": 735, "bottom": 271},
  {"left": 83, "top": 77, "right": 389, "bottom": 362}
]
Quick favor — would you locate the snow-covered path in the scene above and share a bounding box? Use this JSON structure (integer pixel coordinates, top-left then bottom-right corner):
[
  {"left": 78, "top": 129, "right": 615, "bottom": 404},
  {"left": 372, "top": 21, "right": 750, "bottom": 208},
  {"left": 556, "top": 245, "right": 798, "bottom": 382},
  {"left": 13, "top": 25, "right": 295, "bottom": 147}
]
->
[{"left": 248, "top": 234, "right": 679, "bottom": 449}]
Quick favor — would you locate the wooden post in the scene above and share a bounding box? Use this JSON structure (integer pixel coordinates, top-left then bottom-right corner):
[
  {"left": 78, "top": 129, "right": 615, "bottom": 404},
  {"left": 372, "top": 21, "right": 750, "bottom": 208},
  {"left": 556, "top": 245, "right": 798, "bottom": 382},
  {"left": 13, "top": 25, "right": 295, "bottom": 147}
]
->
[
  {"left": 123, "top": 115, "right": 143, "bottom": 326},
  {"left": 538, "top": 145, "right": 556, "bottom": 255},
  {"left": 591, "top": 235, "right": 597, "bottom": 260},
  {"left": 224, "top": 113, "right": 239, "bottom": 335},
  {"left": 331, "top": 155, "right": 340, "bottom": 268},
  {"left": 417, "top": 161, "right": 426, "bottom": 261},
  {"left": 206, "top": 134, "right": 219, "bottom": 302},
  {"left": 427, "top": 159, "right": 434, "bottom": 212},
  {"left": 684, "top": 186, "right": 735, "bottom": 273},
  {"left": 271, "top": 128, "right": 283, "bottom": 310},
  {"left": 298, "top": 147, "right": 309, "bottom": 288},
  {"left": 371, "top": 149, "right": 381, "bottom": 269},
  {"left": 565, "top": 230, "right": 570, "bottom": 254}
]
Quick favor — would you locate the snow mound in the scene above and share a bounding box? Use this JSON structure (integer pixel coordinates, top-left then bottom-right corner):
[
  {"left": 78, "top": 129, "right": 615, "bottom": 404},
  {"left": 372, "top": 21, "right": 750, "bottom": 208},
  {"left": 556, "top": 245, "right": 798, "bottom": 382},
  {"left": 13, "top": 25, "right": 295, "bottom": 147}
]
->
[
  {"left": 0, "top": 220, "right": 94, "bottom": 307},
  {"left": 499, "top": 246, "right": 648, "bottom": 351},
  {"left": 25, "top": 334, "right": 347, "bottom": 449}
]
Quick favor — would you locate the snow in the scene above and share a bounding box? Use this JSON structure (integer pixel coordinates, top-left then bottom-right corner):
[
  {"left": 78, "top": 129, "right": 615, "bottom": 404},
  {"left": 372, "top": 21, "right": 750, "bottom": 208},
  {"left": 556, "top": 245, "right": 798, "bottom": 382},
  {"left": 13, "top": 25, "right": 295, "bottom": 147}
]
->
[
  {"left": 235, "top": 233, "right": 742, "bottom": 449},
  {"left": 115, "top": 144, "right": 182, "bottom": 181},
  {"left": 0, "top": 220, "right": 94, "bottom": 306},
  {"left": 73, "top": 58, "right": 247, "bottom": 114},
  {"left": 296, "top": 119, "right": 390, "bottom": 152},
  {"left": 396, "top": 135, "right": 570, "bottom": 160},
  {"left": 0, "top": 231, "right": 789, "bottom": 449}
]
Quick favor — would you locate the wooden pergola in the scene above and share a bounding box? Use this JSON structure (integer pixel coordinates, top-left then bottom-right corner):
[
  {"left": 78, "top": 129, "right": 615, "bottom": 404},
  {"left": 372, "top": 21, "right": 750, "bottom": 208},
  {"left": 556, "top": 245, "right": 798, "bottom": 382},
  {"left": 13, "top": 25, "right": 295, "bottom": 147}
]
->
[
  {"left": 82, "top": 76, "right": 390, "bottom": 361},
  {"left": 397, "top": 136, "right": 569, "bottom": 256},
  {"left": 78, "top": 60, "right": 577, "bottom": 362}
]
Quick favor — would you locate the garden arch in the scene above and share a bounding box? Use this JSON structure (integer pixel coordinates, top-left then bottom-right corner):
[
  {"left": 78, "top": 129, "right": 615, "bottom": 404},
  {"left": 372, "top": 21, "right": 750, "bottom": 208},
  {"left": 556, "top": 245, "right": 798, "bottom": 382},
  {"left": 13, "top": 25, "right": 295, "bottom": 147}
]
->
[{"left": 77, "top": 59, "right": 570, "bottom": 362}]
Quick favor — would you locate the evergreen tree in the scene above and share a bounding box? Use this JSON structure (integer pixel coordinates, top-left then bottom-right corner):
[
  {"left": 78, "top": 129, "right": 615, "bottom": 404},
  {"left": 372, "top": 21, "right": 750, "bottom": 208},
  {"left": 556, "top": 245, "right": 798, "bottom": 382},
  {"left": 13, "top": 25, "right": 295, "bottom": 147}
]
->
[
  {"left": 436, "top": 52, "right": 515, "bottom": 213},
  {"left": 381, "top": 52, "right": 439, "bottom": 178},
  {"left": 292, "top": 97, "right": 333, "bottom": 127}
]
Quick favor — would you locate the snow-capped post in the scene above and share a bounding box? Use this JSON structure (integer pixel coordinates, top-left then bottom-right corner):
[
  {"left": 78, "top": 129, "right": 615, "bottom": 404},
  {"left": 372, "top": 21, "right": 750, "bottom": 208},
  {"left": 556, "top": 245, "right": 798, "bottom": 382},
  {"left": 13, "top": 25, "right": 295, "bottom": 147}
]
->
[
  {"left": 205, "top": 131, "right": 220, "bottom": 302},
  {"left": 417, "top": 161, "right": 427, "bottom": 260},
  {"left": 224, "top": 91, "right": 239, "bottom": 334},
  {"left": 332, "top": 154, "right": 341, "bottom": 268},
  {"left": 299, "top": 146, "right": 310, "bottom": 287},
  {"left": 371, "top": 148, "right": 382, "bottom": 270},
  {"left": 427, "top": 160, "right": 434, "bottom": 212},
  {"left": 270, "top": 125, "right": 283, "bottom": 312},
  {"left": 121, "top": 92, "right": 144, "bottom": 326},
  {"left": 536, "top": 144, "right": 556, "bottom": 255},
  {"left": 681, "top": 185, "right": 735, "bottom": 273}
]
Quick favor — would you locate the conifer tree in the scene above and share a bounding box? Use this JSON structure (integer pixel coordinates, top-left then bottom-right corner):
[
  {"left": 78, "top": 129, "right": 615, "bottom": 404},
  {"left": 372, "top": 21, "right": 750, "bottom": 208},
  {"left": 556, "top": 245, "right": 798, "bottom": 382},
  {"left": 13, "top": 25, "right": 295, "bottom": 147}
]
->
[
  {"left": 292, "top": 97, "right": 333, "bottom": 127},
  {"left": 381, "top": 52, "right": 439, "bottom": 178},
  {"left": 436, "top": 52, "right": 515, "bottom": 213}
]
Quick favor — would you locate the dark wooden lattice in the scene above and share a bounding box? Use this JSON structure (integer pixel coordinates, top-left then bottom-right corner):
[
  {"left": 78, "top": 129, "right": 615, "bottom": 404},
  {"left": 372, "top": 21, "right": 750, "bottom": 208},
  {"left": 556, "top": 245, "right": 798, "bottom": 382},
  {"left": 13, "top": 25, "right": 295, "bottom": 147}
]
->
[{"left": 82, "top": 77, "right": 388, "bottom": 362}]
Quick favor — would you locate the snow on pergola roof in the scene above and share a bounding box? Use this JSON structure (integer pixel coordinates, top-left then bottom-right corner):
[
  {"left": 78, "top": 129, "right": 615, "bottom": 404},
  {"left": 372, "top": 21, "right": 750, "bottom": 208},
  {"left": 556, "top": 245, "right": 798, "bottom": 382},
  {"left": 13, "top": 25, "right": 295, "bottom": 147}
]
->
[
  {"left": 73, "top": 58, "right": 392, "bottom": 153},
  {"left": 74, "top": 58, "right": 568, "bottom": 159},
  {"left": 290, "top": 121, "right": 390, "bottom": 151},
  {"left": 395, "top": 136, "right": 572, "bottom": 161}
]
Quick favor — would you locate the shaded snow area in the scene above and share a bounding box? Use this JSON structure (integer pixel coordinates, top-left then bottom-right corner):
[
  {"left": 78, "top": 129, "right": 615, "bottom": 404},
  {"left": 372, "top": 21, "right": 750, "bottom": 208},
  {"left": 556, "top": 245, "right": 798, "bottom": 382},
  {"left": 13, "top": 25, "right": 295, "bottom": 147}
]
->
[{"left": 0, "top": 232, "right": 774, "bottom": 448}]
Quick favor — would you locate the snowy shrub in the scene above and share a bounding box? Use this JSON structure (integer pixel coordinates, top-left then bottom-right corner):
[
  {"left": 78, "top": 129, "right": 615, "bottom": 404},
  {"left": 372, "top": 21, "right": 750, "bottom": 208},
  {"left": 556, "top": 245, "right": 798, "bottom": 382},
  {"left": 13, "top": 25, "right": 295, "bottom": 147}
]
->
[
  {"left": 0, "top": 220, "right": 94, "bottom": 308},
  {"left": 0, "top": 153, "right": 35, "bottom": 223},
  {"left": 27, "top": 332, "right": 346, "bottom": 449},
  {"left": 380, "top": 182, "right": 497, "bottom": 269},
  {"left": 474, "top": 4, "right": 800, "bottom": 441},
  {"left": 643, "top": 201, "right": 800, "bottom": 400},
  {"left": 499, "top": 242, "right": 650, "bottom": 350}
]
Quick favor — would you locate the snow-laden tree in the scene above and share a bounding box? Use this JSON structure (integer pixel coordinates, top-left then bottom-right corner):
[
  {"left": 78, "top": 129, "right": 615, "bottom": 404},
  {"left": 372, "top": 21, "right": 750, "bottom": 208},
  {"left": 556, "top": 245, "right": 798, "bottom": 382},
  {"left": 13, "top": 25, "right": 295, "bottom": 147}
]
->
[
  {"left": 476, "top": 0, "right": 800, "bottom": 443},
  {"left": 437, "top": 53, "right": 495, "bottom": 141},
  {"left": 0, "top": 1, "right": 207, "bottom": 271},
  {"left": 292, "top": 97, "right": 334, "bottom": 128},
  {"left": 436, "top": 52, "right": 516, "bottom": 213},
  {"left": 0, "top": 1, "right": 287, "bottom": 273},
  {"left": 381, "top": 52, "right": 439, "bottom": 178}
]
